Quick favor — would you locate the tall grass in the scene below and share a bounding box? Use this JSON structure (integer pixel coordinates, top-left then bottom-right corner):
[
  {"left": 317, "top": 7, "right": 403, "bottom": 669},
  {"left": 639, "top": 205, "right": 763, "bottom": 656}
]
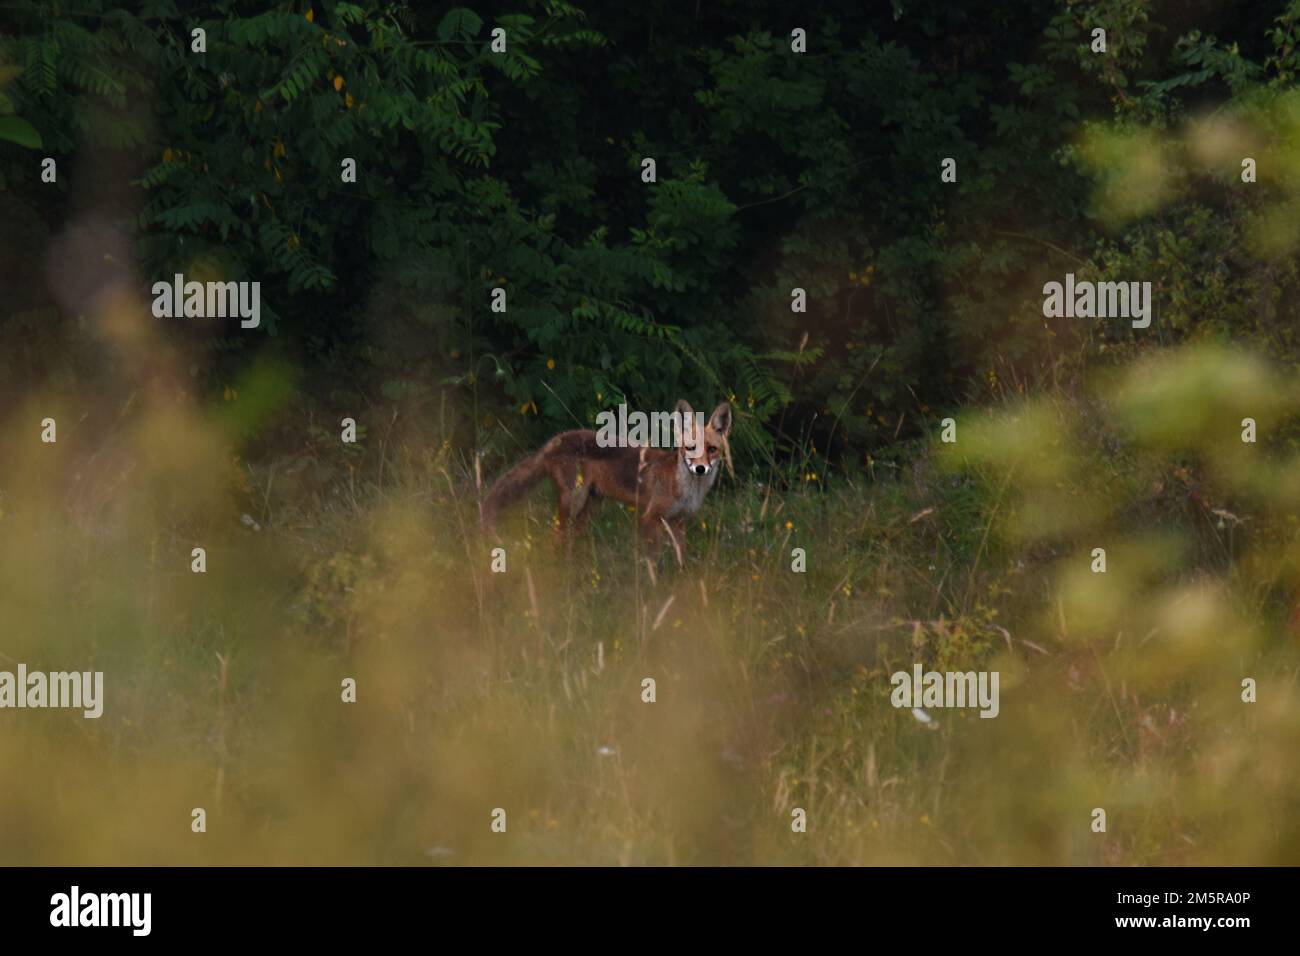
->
[{"left": 2, "top": 301, "right": 1298, "bottom": 865}]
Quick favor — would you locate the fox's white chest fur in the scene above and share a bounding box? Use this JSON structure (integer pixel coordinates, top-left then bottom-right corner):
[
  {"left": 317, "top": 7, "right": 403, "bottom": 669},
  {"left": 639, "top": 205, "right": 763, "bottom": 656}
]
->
[{"left": 665, "top": 460, "right": 718, "bottom": 518}]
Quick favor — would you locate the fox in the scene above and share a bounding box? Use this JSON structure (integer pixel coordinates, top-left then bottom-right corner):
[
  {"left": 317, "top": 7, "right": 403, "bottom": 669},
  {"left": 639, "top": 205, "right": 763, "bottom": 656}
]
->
[{"left": 481, "top": 400, "right": 733, "bottom": 554}]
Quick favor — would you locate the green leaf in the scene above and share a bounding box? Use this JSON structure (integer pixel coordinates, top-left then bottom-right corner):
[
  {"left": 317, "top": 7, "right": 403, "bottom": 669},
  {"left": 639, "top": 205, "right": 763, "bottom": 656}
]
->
[
  {"left": 438, "top": 8, "right": 483, "bottom": 41},
  {"left": 0, "top": 116, "right": 42, "bottom": 148}
]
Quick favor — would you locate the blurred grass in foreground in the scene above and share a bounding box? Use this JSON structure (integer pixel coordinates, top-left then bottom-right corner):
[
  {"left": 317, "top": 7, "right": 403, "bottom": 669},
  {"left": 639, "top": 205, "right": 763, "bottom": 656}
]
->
[{"left": 1, "top": 301, "right": 1299, "bottom": 865}]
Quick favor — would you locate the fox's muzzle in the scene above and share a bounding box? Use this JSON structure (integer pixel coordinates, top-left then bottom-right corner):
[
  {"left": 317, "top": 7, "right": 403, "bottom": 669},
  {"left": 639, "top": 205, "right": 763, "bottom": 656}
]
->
[{"left": 690, "top": 463, "right": 710, "bottom": 476}]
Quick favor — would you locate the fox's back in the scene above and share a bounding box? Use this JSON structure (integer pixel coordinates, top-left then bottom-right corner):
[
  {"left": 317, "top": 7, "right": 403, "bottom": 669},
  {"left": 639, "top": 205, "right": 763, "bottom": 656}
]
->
[{"left": 542, "top": 429, "right": 677, "bottom": 504}]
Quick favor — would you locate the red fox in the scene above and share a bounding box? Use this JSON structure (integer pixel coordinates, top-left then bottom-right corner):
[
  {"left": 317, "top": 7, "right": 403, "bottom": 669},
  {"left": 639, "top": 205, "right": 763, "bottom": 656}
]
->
[{"left": 482, "top": 400, "right": 733, "bottom": 553}]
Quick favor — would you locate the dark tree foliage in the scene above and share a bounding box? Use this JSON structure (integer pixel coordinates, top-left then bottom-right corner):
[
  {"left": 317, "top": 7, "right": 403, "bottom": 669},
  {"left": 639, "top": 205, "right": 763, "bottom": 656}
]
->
[{"left": 3, "top": 0, "right": 1300, "bottom": 473}]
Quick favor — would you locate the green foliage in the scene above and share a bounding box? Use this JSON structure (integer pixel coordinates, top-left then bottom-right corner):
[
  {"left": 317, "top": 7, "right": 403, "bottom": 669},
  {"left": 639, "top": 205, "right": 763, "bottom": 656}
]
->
[
  {"left": 0, "top": 114, "right": 40, "bottom": 148},
  {"left": 6, "top": 0, "right": 1300, "bottom": 479}
]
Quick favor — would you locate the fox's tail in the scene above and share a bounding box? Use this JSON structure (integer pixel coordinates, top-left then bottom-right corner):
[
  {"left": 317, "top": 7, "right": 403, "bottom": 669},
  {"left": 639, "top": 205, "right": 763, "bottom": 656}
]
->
[{"left": 481, "top": 449, "right": 550, "bottom": 532}]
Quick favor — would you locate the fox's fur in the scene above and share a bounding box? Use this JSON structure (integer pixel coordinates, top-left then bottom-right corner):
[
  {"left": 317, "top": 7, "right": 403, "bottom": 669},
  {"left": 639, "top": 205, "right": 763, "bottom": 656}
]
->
[{"left": 482, "top": 400, "right": 733, "bottom": 553}]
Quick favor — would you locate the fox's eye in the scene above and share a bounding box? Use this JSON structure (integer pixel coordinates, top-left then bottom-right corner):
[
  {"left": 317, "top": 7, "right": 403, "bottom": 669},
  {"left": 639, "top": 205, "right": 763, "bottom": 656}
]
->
[{"left": 706, "top": 445, "right": 718, "bottom": 455}]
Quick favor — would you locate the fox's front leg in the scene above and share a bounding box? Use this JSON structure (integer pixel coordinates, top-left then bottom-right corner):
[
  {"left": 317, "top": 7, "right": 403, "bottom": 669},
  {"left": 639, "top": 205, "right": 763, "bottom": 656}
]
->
[{"left": 639, "top": 507, "right": 664, "bottom": 551}]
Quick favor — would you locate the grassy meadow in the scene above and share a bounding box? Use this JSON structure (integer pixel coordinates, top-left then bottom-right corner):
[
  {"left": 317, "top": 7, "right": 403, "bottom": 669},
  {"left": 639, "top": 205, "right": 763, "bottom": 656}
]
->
[{"left": 2, "top": 300, "right": 1299, "bottom": 866}]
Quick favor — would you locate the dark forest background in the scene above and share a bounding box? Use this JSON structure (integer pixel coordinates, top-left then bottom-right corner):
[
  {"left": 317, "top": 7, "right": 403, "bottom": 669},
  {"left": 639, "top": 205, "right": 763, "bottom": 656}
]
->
[{"left": 5, "top": 0, "right": 1300, "bottom": 477}]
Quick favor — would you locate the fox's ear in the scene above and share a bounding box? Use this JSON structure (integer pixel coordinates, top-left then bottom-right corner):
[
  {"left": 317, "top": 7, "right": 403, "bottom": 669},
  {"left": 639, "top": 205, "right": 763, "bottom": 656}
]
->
[
  {"left": 675, "top": 399, "right": 695, "bottom": 419},
  {"left": 709, "top": 401, "right": 732, "bottom": 435}
]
